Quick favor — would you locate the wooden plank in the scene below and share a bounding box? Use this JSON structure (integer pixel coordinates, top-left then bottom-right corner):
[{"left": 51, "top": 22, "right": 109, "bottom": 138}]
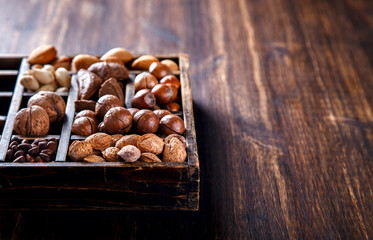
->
[{"left": 125, "top": 74, "right": 135, "bottom": 108}]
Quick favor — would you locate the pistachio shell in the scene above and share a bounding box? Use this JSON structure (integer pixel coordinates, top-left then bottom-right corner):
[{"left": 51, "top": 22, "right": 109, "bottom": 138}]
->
[
  {"left": 33, "top": 69, "right": 55, "bottom": 84},
  {"left": 20, "top": 75, "right": 40, "bottom": 91},
  {"left": 55, "top": 67, "right": 71, "bottom": 87}
]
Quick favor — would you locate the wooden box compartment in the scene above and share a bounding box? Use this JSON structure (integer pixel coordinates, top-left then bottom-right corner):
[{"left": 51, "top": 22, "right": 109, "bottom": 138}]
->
[{"left": 0, "top": 54, "right": 199, "bottom": 210}]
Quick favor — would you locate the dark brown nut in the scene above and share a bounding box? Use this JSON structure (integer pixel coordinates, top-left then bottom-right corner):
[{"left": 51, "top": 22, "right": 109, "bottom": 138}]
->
[
  {"left": 40, "top": 153, "right": 51, "bottom": 162},
  {"left": 77, "top": 69, "right": 103, "bottom": 100},
  {"left": 128, "top": 108, "right": 139, "bottom": 117},
  {"left": 22, "top": 139, "right": 29, "bottom": 144},
  {"left": 9, "top": 141, "right": 19, "bottom": 148},
  {"left": 110, "top": 134, "right": 123, "bottom": 147},
  {"left": 11, "top": 136, "right": 22, "bottom": 143},
  {"left": 140, "top": 153, "right": 162, "bottom": 163},
  {"left": 85, "top": 133, "right": 111, "bottom": 150},
  {"left": 98, "top": 122, "right": 107, "bottom": 132},
  {"left": 75, "top": 110, "right": 98, "bottom": 123},
  {"left": 13, "top": 106, "right": 50, "bottom": 136},
  {"left": 41, "top": 149, "right": 53, "bottom": 155},
  {"left": 131, "top": 55, "right": 159, "bottom": 70},
  {"left": 117, "top": 145, "right": 141, "bottom": 162},
  {"left": 160, "top": 59, "right": 179, "bottom": 71},
  {"left": 133, "top": 109, "right": 159, "bottom": 134},
  {"left": 6, "top": 149, "right": 14, "bottom": 162},
  {"left": 47, "top": 141, "right": 57, "bottom": 153},
  {"left": 166, "top": 84, "right": 178, "bottom": 101},
  {"left": 102, "top": 147, "right": 120, "bottom": 162},
  {"left": 68, "top": 140, "right": 94, "bottom": 162},
  {"left": 95, "top": 95, "right": 123, "bottom": 120},
  {"left": 38, "top": 141, "right": 48, "bottom": 150},
  {"left": 159, "top": 75, "right": 181, "bottom": 89},
  {"left": 28, "top": 45, "right": 57, "bottom": 65},
  {"left": 35, "top": 156, "right": 43, "bottom": 162},
  {"left": 28, "top": 146, "right": 40, "bottom": 156},
  {"left": 14, "top": 150, "right": 25, "bottom": 158},
  {"left": 52, "top": 55, "right": 72, "bottom": 70},
  {"left": 25, "top": 154, "right": 35, "bottom": 162},
  {"left": 163, "top": 136, "right": 187, "bottom": 162},
  {"left": 134, "top": 72, "right": 158, "bottom": 92},
  {"left": 153, "top": 109, "right": 172, "bottom": 120},
  {"left": 83, "top": 155, "right": 106, "bottom": 163},
  {"left": 88, "top": 62, "right": 129, "bottom": 81},
  {"left": 159, "top": 114, "right": 185, "bottom": 135},
  {"left": 103, "top": 107, "right": 132, "bottom": 134},
  {"left": 28, "top": 91, "right": 66, "bottom": 124},
  {"left": 17, "top": 143, "right": 32, "bottom": 151},
  {"left": 71, "top": 117, "right": 98, "bottom": 136},
  {"left": 75, "top": 99, "right": 97, "bottom": 112},
  {"left": 153, "top": 105, "right": 160, "bottom": 110},
  {"left": 13, "top": 156, "right": 26, "bottom": 163},
  {"left": 165, "top": 102, "right": 181, "bottom": 112},
  {"left": 151, "top": 84, "right": 175, "bottom": 105},
  {"left": 131, "top": 89, "right": 156, "bottom": 109},
  {"left": 137, "top": 133, "right": 164, "bottom": 155},
  {"left": 115, "top": 134, "right": 141, "bottom": 149},
  {"left": 149, "top": 62, "right": 171, "bottom": 80},
  {"left": 99, "top": 78, "right": 125, "bottom": 105},
  {"left": 33, "top": 138, "right": 44, "bottom": 144}
]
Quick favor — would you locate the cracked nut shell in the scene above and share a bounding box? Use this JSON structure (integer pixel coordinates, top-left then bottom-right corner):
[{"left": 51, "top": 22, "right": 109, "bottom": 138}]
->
[
  {"left": 159, "top": 114, "right": 185, "bottom": 135},
  {"left": 13, "top": 105, "right": 50, "bottom": 136},
  {"left": 71, "top": 116, "right": 98, "bottom": 136},
  {"left": 133, "top": 109, "right": 159, "bottom": 134},
  {"left": 28, "top": 91, "right": 66, "bottom": 123}
]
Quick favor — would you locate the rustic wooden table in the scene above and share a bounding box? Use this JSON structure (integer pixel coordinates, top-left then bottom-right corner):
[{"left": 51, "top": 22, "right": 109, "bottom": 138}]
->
[{"left": 0, "top": 0, "right": 372, "bottom": 239}]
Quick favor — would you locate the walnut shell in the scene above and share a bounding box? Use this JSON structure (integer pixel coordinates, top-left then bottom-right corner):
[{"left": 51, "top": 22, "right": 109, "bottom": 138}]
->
[
  {"left": 88, "top": 62, "right": 129, "bottom": 81},
  {"left": 68, "top": 140, "right": 93, "bottom": 162},
  {"left": 163, "top": 135, "right": 187, "bottom": 162},
  {"left": 27, "top": 91, "right": 66, "bottom": 123},
  {"left": 137, "top": 133, "right": 164, "bottom": 155},
  {"left": 13, "top": 106, "right": 50, "bottom": 136},
  {"left": 103, "top": 107, "right": 132, "bottom": 134},
  {"left": 85, "top": 132, "right": 111, "bottom": 150}
]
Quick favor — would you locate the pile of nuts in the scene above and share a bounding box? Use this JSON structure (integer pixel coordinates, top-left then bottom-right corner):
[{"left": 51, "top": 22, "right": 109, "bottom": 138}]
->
[
  {"left": 68, "top": 132, "right": 186, "bottom": 163},
  {"left": 22, "top": 45, "right": 72, "bottom": 92},
  {"left": 6, "top": 137, "right": 58, "bottom": 162}
]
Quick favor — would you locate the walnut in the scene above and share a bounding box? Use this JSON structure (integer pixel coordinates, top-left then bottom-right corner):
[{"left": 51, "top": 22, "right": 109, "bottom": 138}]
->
[
  {"left": 68, "top": 140, "right": 93, "bottom": 162},
  {"left": 13, "top": 105, "right": 50, "bottom": 136},
  {"left": 27, "top": 91, "right": 66, "bottom": 123}
]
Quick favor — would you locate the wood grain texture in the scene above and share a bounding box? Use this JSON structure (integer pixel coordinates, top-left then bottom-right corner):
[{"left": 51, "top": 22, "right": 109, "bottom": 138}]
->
[{"left": 0, "top": 0, "right": 372, "bottom": 239}]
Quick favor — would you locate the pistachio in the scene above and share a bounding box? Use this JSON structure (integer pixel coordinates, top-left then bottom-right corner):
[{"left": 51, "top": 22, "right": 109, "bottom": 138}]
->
[
  {"left": 33, "top": 68, "right": 55, "bottom": 84},
  {"left": 20, "top": 75, "right": 40, "bottom": 91},
  {"left": 55, "top": 67, "right": 71, "bottom": 87}
]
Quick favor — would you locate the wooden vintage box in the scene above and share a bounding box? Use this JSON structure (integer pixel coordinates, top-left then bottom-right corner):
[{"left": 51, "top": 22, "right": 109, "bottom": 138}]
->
[{"left": 0, "top": 54, "right": 199, "bottom": 210}]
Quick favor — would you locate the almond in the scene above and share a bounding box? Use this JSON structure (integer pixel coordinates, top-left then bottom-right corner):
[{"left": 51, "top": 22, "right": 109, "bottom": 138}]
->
[
  {"left": 131, "top": 55, "right": 159, "bottom": 70},
  {"left": 68, "top": 140, "right": 93, "bottom": 162},
  {"left": 83, "top": 155, "right": 106, "bottom": 162},
  {"left": 163, "top": 136, "right": 187, "bottom": 162},
  {"left": 161, "top": 59, "right": 179, "bottom": 71},
  {"left": 117, "top": 145, "right": 141, "bottom": 162},
  {"left": 85, "top": 132, "right": 111, "bottom": 150},
  {"left": 52, "top": 55, "right": 72, "bottom": 70},
  {"left": 72, "top": 54, "right": 100, "bottom": 71},
  {"left": 28, "top": 45, "right": 57, "bottom": 65},
  {"left": 115, "top": 134, "right": 140, "bottom": 149},
  {"left": 101, "top": 48, "right": 133, "bottom": 64},
  {"left": 140, "top": 152, "right": 162, "bottom": 163},
  {"left": 102, "top": 147, "right": 120, "bottom": 162},
  {"left": 110, "top": 134, "right": 123, "bottom": 146},
  {"left": 137, "top": 133, "right": 164, "bottom": 155}
]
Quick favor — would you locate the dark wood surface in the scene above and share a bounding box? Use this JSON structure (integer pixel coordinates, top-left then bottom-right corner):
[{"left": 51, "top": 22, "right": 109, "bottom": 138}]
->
[{"left": 0, "top": 0, "right": 372, "bottom": 239}]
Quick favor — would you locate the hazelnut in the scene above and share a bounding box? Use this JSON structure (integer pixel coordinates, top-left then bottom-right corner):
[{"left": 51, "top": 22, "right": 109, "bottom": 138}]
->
[
  {"left": 137, "top": 133, "right": 164, "bottom": 155},
  {"left": 166, "top": 83, "right": 178, "bottom": 101},
  {"left": 133, "top": 109, "right": 159, "bottom": 134},
  {"left": 131, "top": 89, "right": 156, "bottom": 109},
  {"left": 115, "top": 134, "right": 141, "bottom": 149},
  {"left": 117, "top": 145, "right": 141, "bottom": 162},
  {"left": 153, "top": 109, "right": 171, "bottom": 120},
  {"left": 131, "top": 55, "right": 159, "bottom": 70},
  {"left": 127, "top": 108, "right": 139, "bottom": 117},
  {"left": 68, "top": 140, "right": 93, "bottom": 162},
  {"left": 160, "top": 59, "right": 179, "bottom": 71},
  {"left": 71, "top": 117, "right": 98, "bottom": 136},
  {"left": 103, "top": 107, "right": 132, "bottom": 134},
  {"left": 149, "top": 62, "right": 171, "bottom": 80},
  {"left": 13, "top": 106, "right": 50, "bottom": 136},
  {"left": 163, "top": 135, "right": 187, "bottom": 162},
  {"left": 134, "top": 72, "right": 158, "bottom": 92},
  {"left": 85, "top": 132, "right": 111, "bottom": 150},
  {"left": 98, "top": 122, "right": 107, "bottom": 132},
  {"left": 140, "top": 153, "right": 162, "bottom": 163},
  {"left": 165, "top": 102, "right": 181, "bottom": 112},
  {"left": 75, "top": 110, "right": 98, "bottom": 123},
  {"left": 159, "top": 75, "right": 181, "bottom": 89},
  {"left": 159, "top": 114, "right": 185, "bottom": 135},
  {"left": 102, "top": 147, "right": 120, "bottom": 162},
  {"left": 151, "top": 84, "right": 174, "bottom": 105},
  {"left": 28, "top": 91, "right": 66, "bottom": 123},
  {"left": 95, "top": 95, "right": 123, "bottom": 119}
]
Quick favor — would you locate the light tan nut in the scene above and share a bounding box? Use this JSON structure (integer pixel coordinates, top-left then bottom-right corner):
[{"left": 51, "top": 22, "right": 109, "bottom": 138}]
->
[
  {"left": 37, "top": 83, "right": 57, "bottom": 92},
  {"left": 115, "top": 134, "right": 140, "bottom": 149},
  {"left": 28, "top": 45, "right": 57, "bottom": 65},
  {"left": 31, "top": 64, "right": 43, "bottom": 70},
  {"left": 33, "top": 68, "right": 55, "bottom": 84},
  {"left": 68, "top": 140, "right": 93, "bottom": 162},
  {"left": 140, "top": 153, "right": 162, "bottom": 163},
  {"left": 117, "top": 145, "right": 141, "bottom": 162},
  {"left": 42, "top": 64, "right": 55, "bottom": 74},
  {"left": 20, "top": 75, "right": 40, "bottom": 91},
  {"left": 101, "top": 48, "right": 133, "bottom": 64},
  {"left": 56, "top": 87, "right": 69, "bottom": 93},
  {"left": 164, "top": 134, "right": 187, "bottom": 148},
  {"left": 83, "top": 155, "right": 106, "bottom": 162},
  {"left": 55, "top": 67, "right": 71, "bottom": 87},
  {"left": 102, "top": 147, "right": 120, "bottom": 162},
  {"left": 52, "top": 55, "right": 72, "bottom": 70},
  {"left": 137, "top": 133, "right": 164, "bottom": 155},
  {"left": 111, "top": 134, "right": 123, "bottom": 146},
  {"left": 72, "top": 54, "right": 100, "bottom": 71},
  {"left": 101, "top": 56, "right": 124, "bottom": 66},
  {"left": 161, "top": 59, "right": 179, "bottom": 71},
  {"left": 131, "top": 55, "right": 159, "bottom": 70},
  {"left": 163, "top": 136, "right": 187, "bottom": 162},
  {"left": 85, "top": 132, "right": 111, "bottom": 150}
]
